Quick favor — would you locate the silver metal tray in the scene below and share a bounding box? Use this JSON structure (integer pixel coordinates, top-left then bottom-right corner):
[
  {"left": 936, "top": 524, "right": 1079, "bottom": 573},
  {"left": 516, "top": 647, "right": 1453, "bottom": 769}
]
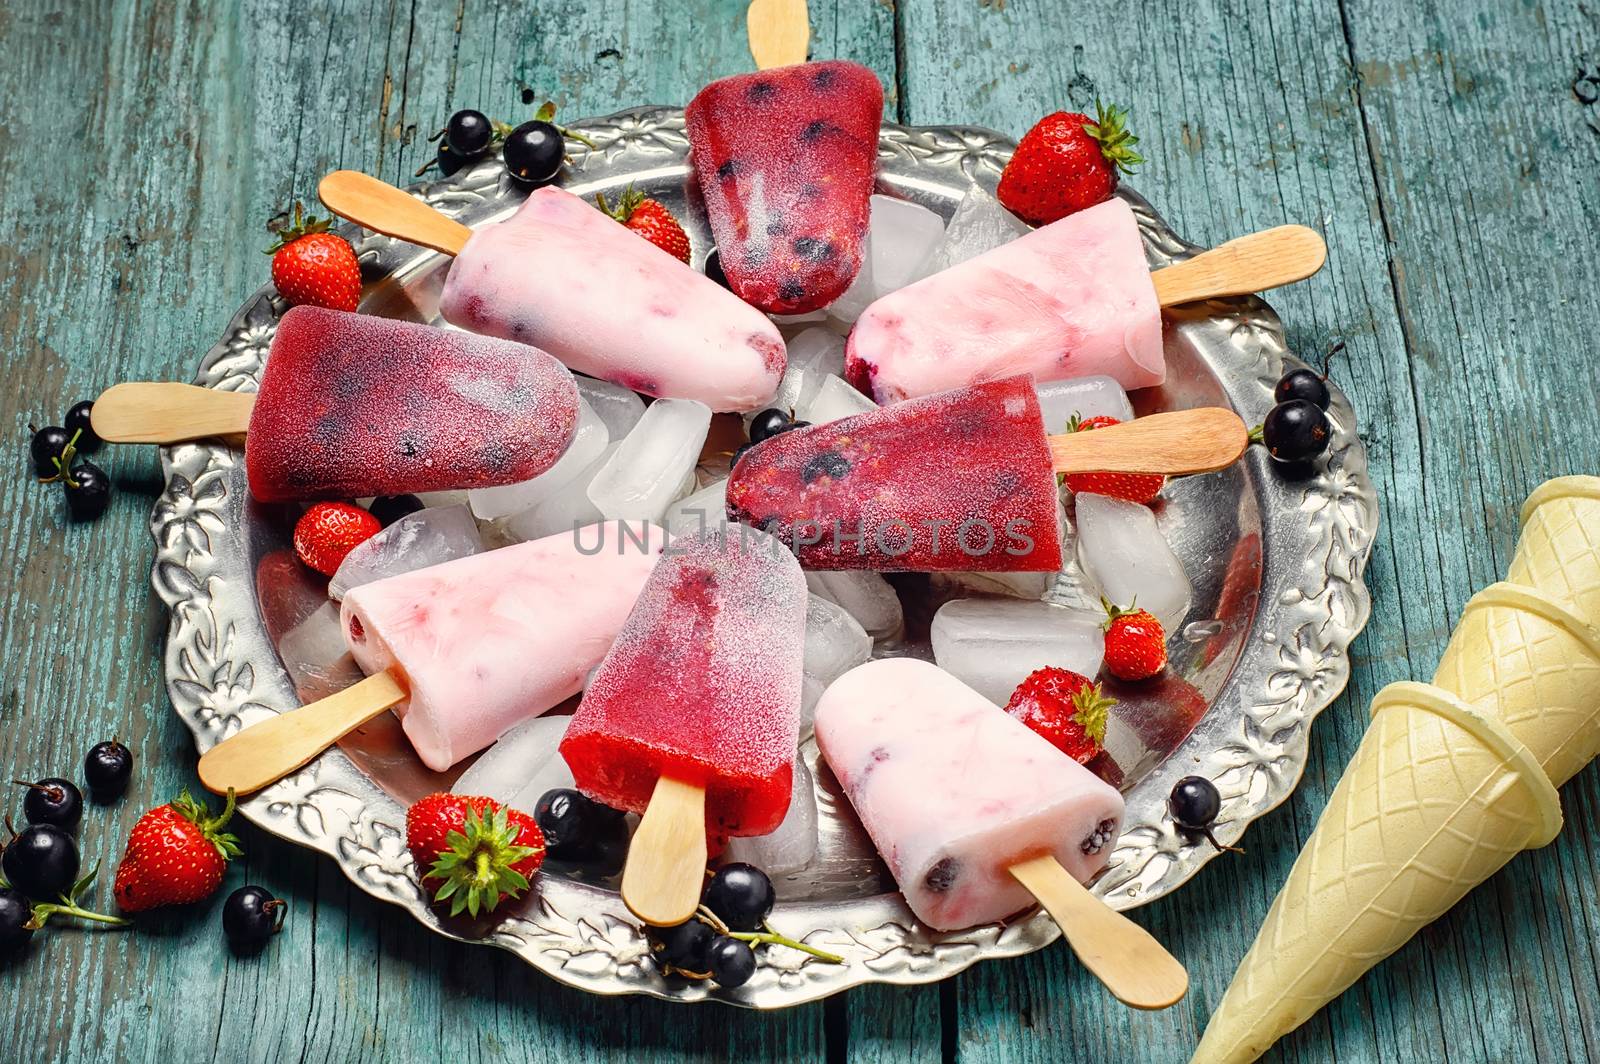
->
[{"left": 152, "top": 107, "right": 1377, "bottom": 1006}]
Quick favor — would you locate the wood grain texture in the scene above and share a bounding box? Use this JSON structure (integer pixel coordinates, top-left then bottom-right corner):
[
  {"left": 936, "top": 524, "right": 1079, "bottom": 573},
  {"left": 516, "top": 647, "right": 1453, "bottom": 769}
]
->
[{"left": 0, "top": 0, "right": 1595, "bottom": 1062}]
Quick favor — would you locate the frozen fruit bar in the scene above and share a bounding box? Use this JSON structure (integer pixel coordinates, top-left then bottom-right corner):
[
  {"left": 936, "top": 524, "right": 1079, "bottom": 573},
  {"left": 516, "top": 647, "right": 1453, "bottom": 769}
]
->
[
  {"left": 439, "top": 185, "right": 786, "bottom": 412},
  {"left": 245, "top": 306, "right": 580, "bottom": 503},
  {"left": 340, "top": 521, "right": 666, "bottom": 771},
  {"left": 685, "top": 60, "right": 883, "bottom": 314},
  {"left": 844, "top": 198, "right": 1164, "bottom": 402},
  {"left": 725, "top": 375, "right": 1063, "bottom": 571},
  {"left": 559, "top": 526, "right": 807, "bottom": 836},
  {"left": 815, "top": 657, "right": 1124, "bottom": 931}
]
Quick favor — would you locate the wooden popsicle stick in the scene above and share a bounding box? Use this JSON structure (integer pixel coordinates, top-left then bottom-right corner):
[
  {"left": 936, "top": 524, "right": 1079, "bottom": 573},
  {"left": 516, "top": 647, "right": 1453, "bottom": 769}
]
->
[
  {"left": 747, "top": 0, "right": 809, "bottom": 70},
  {"left": 197, "top": 670, "right": 408, "bottom": 796},
  {"left": 1151, "top": 225, "right": 1327, "bottom": 307},
  {"left": 1047, "top": 407, "right": 1248, "bottom": 476},
  {"left": 1009, "top": 854, "right": 1189, "bottom": 1010},
  {"left": 318, "top": 170, "right": 474, "bottom": 257},
  {"left": 90, "top": 382, "right": 256, "bottom": 444},
  {"left": 622, "top": 775, "right": 708, "bottom": 926}
]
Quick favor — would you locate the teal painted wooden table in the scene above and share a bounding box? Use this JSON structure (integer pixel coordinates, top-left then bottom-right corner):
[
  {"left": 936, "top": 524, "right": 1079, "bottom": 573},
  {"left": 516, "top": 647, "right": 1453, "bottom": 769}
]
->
[{"left": 2, "top": 1, "right": 1597, "bottom": 1061}]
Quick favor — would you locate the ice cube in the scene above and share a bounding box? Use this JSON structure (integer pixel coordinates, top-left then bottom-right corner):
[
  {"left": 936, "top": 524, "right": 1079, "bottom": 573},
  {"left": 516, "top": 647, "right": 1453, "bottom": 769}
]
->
[
  {"left": 867, "top": 194, "right": 945, "bottom": 298},
  {"left": 587, "top": 399, "right": 712, "bottom": 521},
  {"left": 414, "top": 490, "right": 469, "bottom": 509},
  {"left": 934, "top": 569, "right": 1054, "bottom": 600},
  {"left": 501, "top": 443, "right": 614, "bottom": 543},
  {"left": 329, "top": 505, "right": 484, "bottom": 601},
  {"left": 802, "top": 595, "right": 871, "bottom": 729},
  {"left": 574, "top": 376, "right": 646, "bottom": 439},
  {"left": 662, "top": 477, "right": 729, "bottom": 539},
  {"left": 754, "top": 328, "right": 846, "bottom": 421},
  {"left": 914, "top": 182, "right": 1032, "bottom": 280},
  {"left": 825, "top": 244, "right": 877, "bottom": 325},
  {"left": 469, "top": 398, "right": 610, "bottom": 521},
  {"left": 723, "top": 757, "right": 818, "bottom": 875},
  {"left": 930, "top": 598, "right": 1105, "bottom": 705},
  {"left": 453, "top": 714, "right": 572, "bottom": 806},
  {"left": 1034, "top": 375, "right": 1136, "bottom": 434},
  {"left": 1074, "top": 492, "right": 1192, "bottom": 631},
  {"left": 805, "top": 570, "right": 904, "bottom": 641},
  {"left": 276, "top": 601, "right": 362, "bottom": 701},
  {"left": 772, "top": 309, "right": 829, "bottom": 327},
  {"left": 798, "top": 375, "right": 877, "bottom": 425}
]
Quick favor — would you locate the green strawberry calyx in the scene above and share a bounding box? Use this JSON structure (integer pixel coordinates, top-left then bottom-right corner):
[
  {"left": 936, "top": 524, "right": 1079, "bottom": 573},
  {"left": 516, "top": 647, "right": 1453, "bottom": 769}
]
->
[
  {"left": 264, "top": 203, "right": 336, "bottom": 255},
  {"left": 1083, "top": 100, "right": 1144, "bottom": 175},
  {"left": 171, "top": 787, "right": 243, "bottom": 862},
  {"left": 594, "top": 185, "right": 648, "bottom": 224},
  {"left": 425, "top": 804, "right": 540, "bottom": 918},
  {"left": 1068, "top": 684, "right": 1115, "bottom": 745}
]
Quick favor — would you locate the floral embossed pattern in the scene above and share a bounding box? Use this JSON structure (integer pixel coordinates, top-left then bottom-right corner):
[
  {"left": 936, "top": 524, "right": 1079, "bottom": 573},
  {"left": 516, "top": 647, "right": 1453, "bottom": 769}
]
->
[{"left": 151, "top": 107, "right": 1377, "bottom": 1007}]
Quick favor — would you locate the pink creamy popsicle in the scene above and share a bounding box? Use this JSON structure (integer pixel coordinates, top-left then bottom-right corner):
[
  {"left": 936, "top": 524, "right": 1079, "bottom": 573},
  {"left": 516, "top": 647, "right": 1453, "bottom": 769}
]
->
[
  {"left": 439, "top": 185, "right": 787, "bottom": 412},
  {"left": 815, "top": 658, "right": 1124, "bottom": 931},
  {"left": 340, "top": 521, "right": 667, "bottom": 771},
  {"left": 844, "top": 197, "right": 1164, "bottom": 403}
]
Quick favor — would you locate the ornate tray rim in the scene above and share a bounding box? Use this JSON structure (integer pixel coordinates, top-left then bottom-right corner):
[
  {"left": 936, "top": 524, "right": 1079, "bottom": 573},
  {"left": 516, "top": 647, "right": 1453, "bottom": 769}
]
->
[{"left": 152, "top": 106, "right": 1378, "bottom": 1007}]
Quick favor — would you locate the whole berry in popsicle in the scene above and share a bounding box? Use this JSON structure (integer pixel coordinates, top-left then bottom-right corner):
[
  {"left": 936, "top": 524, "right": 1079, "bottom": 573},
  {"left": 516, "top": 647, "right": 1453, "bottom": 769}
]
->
[
  {"left": 1101, "top": 600, "right": 1167, "bottom": 681},
  {"left": 405, "top": 793, "right": 545, "bottom": 917},
  {"left": 597, "top": 187, "right": 692, "bottom": 264},
  {"left": 1060, "top": 415, "right": 1165, "bottom": 503},
  {"left": 1003, "top": 667, "right": 1114, "bottom": 765},
  {"left": 293, "top": 501, "right": 382, "bottom": 576},
  {"left": 267, "top": 203, "right": 362, "bottom": 312},
  {"left": 997, "top": 101, "right": 1144, "bottom": 226},
  {"left": 113, "top": 789, "right": 241, "bottom": 911}
]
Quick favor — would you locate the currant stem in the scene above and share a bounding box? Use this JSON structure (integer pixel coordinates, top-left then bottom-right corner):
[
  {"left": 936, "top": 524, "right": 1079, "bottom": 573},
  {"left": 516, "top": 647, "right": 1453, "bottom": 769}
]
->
[
  {"left": 727, "top": 922, "right": 845, "bottom": 964},
  {"left": 30, "top": 900, "right": 132, "bottom": 930}
]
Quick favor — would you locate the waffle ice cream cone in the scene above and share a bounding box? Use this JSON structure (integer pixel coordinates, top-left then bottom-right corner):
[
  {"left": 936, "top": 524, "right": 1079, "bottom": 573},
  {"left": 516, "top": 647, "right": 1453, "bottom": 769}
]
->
[
  {"left": 1191, "top": 682, "right": 1562, "bottom": 1064},
  {"left": 1509, "top": 476, "right": 1600, "bottom": 623},
  {"left": 1433, "top": 582, "right": 1600, "bottom": 787}
]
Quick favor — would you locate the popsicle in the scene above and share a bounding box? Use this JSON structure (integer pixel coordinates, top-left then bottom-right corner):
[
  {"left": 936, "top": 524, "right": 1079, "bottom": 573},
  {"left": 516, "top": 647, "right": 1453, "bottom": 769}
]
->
[
  {"left": 91, "top": 307, "right": 582, "bottom": 504},
  {"left": 315, "top": 172, "right": 787, "bottom": 411},
  {"left": 725, "top": 374, "right": 1249, "bottom": 571},
  {"left": 685, "top": 59, "right": 883, "bottom": 314},
  {"left": 559, "top": 525, "right": 807, "bottom": 924},
  {"left": 816, "top": 658, "right": 1186, "bottom": 1008},
  {"left": 843, "top": 199, "right": 1328, "bottom": 403},
  {"left": 197, "top": 521, "right": 667, "bottom": 792}
]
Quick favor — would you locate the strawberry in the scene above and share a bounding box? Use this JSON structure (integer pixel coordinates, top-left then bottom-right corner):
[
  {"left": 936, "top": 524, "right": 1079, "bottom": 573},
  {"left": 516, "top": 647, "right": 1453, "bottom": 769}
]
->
[
  {"left": 293, "top": 502, "right": 381, "bottom": 576},
  {"left": 997, "top": 101, "right": 1144, "bottom": 226},
  {"left": 1004, "top": 667, "right": 1115, "bottom": 764},
  {"left": 1061, "top": 415, "right": 1165, "bottom": 503},
  {"left": 267, "top": 203, "right": 362, "bottom": 311},
  {"left": 597, "top": 186, "right": 692, "bottom": 264},
  {"left": 1101, "top": 599, "right": 1167, "bottom": 681},
  {"left": 406, "top": 793, "right": 545, "bottom": 917},
  {"left": 113, "top": 789, "right": 240, "bottom": 912}
]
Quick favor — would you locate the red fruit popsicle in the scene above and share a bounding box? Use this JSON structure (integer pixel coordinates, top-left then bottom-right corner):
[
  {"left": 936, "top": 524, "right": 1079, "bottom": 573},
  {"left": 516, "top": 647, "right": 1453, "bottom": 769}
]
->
[
  {"left": 559, "top": 526, "right": 807, "bottom": 838},
  {"left": 245, "top": 307, "right": 580, "bottom": 503},
  {"left": 685, "top": 60, "right": 883, "bottom": 314},
  {"left": 725, "top": 375, "right": 1065, "bottom": 572}
]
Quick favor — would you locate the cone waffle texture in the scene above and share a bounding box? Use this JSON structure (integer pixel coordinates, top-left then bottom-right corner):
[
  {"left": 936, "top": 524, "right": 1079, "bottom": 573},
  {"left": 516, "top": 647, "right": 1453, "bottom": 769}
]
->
[
  {"left": 1433, "top": 582, "right": 1600, "bottom": 787},
  {"left": 1191, "top": 683, "right": 1561, "bottom": 1064},
  {"left": 1509, "top": 476, "right": 1600, "bottom": 623},
  {"left": 1195, "top": 475, "right": 1599, "bottom": 1063}
]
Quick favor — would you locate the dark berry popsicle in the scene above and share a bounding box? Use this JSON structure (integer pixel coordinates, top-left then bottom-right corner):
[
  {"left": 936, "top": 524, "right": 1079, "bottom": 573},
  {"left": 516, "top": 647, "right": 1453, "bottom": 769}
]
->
[
  {"left": 685, "top": 60, "right": 883, "bottom": 314},
  {"left": 245, "top": 306, "right": 580, "bottom": 503},
  {"left": 725, "top": 374, "right": 1065, "bottom": 572}
]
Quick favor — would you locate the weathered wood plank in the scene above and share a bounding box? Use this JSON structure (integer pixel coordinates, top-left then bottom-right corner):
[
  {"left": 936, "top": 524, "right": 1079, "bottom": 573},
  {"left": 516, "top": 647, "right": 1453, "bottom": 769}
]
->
[
  {"left": 897, "top": 0, "right": 1600, "bottom": 1061},
  {"left": 0, "top": 2, "right": 889, "bottom": 1063}
]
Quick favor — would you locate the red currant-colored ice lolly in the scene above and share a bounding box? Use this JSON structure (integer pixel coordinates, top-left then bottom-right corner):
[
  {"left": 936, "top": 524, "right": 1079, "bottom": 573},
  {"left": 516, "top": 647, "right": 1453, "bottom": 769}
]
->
[
  {"left": 245, "top": 307, "right": 580, "bottom": 503},
  {"left": 559, "top": 525, "right": 806, "bottom": 923},
  {"left": 685, "top": 60, "right": 883, "bottom": 314}
]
